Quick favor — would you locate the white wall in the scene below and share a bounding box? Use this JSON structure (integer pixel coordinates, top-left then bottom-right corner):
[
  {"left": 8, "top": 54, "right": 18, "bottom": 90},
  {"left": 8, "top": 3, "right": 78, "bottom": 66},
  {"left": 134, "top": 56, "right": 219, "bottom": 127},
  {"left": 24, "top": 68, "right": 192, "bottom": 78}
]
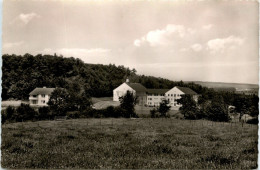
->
[
  {"left": 29, "top": 94, "right": 50, "bottom": 106},
  {"left": 146, "top": 95, "right": 165, "bottom": 106},
  {"left": 113, "top": 83, "right": 135, "bottom": 101},
  {"left": 165, "top": 87, "right": 184, "bottom": 110}
]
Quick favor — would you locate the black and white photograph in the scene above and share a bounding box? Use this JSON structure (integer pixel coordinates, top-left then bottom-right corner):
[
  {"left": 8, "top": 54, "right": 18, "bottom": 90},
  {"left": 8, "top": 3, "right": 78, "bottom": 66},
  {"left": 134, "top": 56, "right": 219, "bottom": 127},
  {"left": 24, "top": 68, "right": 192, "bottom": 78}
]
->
[{"left": 1, "top": 0, "right": 259, "bottom": 169}]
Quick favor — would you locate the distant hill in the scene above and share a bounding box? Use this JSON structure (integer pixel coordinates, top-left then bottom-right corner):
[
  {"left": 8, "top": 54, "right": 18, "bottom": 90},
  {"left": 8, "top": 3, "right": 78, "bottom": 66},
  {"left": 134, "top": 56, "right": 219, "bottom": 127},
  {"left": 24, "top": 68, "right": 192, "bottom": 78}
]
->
[
  {"left": 2, "top": 54, "right": 206, "bottom": 100},
  {"left": 186, "top": 81, "right": 258, "bottom": 90}
]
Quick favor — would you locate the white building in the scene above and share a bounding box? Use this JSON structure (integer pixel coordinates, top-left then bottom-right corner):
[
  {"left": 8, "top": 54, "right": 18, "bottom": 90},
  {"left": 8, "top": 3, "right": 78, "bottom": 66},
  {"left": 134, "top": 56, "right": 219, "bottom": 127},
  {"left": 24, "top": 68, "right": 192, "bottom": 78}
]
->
[
  {"left": 146, "top": 89, "right": 170, "bottom": 107},
  {"left": 113, "top": 80, "right": 199, "bottom": 110},
  {"left": 29, "top": 87, "right": 55, "bottom": 107},
  {"left": 113, "top": 80, "right": 147, "bottom": 106},
  {"left": 165, "top": 86, "right": 198, "bottom": 110}
]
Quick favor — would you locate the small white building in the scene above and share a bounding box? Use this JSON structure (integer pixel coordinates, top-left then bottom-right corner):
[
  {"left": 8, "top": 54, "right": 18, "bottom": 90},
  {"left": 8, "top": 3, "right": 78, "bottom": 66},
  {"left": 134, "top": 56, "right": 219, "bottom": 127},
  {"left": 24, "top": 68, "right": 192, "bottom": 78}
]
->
[{"left": 29, "top": 87, "right": 55, "bottom": 107}]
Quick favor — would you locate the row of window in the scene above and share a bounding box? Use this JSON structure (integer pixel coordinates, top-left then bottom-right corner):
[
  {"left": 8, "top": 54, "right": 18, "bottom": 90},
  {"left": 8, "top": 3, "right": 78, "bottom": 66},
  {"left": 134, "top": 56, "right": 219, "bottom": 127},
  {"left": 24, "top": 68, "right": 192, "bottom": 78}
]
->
[
  {"left": 147, "top": 94, "right": 181, "bottom": 97},
  {"left": 147, "top": 102, "right": 160, "bottom": 105},
  {"left": 148, "top": 97, "right": 179, "bottom": 101},
  {"left": 147, "top": 94, "right": 164, "bottom": 96},
  {"left": 148, "top": 97, "right": 164, "bottom": 100},
  {"left": 32, "top": 94, "right": 46, "bottom": 98},
  {"left": 167, "top": 94, "right": 180, "bottom": 97},
  {"left": 31, "top": 100, "right": 46, "bottom": 104},
  {"left": 147, "top": 102, "right": 179, "bottom": 107}
]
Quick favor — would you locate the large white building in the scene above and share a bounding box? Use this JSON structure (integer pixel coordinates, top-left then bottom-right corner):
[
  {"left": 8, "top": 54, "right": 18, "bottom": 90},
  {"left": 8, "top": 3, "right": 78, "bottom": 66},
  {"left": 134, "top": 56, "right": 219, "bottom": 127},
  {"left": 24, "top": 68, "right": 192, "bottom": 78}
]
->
[
  {"left": 29, "top": 87, "right": 55, "bottom": 107},
  {"left": 165, "top": 86, "right": 198, "bottom": 110},
  {"left": 113, "top": 80, "right": 199, "bottom": 110},
  {"left": 113, "top": 81, "right": 147, "bottom": 106}
]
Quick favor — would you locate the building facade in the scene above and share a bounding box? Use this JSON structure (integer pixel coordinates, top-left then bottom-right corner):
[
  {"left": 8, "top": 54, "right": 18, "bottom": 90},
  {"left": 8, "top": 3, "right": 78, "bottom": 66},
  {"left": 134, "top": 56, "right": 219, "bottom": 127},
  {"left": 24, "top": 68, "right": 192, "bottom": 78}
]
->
[
  {"left": 113, "top": 82, "right": 147, "bottom": 106},
  {"left": 146, "top": 89, "right": 169, "bottom": 107},
  {"left": 113, "top": 80, "right": 199, "bottom": 110},
  {"left": 29, "top": 87, "right": 55, "bottom": 107}
]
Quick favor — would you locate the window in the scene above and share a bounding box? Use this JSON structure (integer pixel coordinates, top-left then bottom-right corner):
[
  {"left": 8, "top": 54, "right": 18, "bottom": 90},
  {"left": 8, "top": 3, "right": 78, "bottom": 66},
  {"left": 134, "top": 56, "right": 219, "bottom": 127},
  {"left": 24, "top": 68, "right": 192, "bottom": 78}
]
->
[
  {"left": 174, "top": 94, "right": 176, "bottom": 97},
  {"left": 168, "top": 94, "right": 170, "bottom": 96},
  {"left": 174, "top": 103, "right": 176, "bottom": 106},
  {"left": 41, "top": 94, "right": 45, "bottom": 98},
  {"left": 32, "top": 100, "right": 37, "bottom": 104},
  {"left": 42, "top": 100, "right": 45, "bottom": 104},
  {"left": 33, "top": 95, "right": 37, "bottom": 98}
]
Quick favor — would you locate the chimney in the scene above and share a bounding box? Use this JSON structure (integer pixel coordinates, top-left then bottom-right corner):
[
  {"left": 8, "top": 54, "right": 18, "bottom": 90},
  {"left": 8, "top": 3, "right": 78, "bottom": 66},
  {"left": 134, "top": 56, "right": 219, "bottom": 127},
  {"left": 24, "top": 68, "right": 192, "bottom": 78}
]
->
[{"left": 126, "top": 79, "right": 129, "bottom": 83}]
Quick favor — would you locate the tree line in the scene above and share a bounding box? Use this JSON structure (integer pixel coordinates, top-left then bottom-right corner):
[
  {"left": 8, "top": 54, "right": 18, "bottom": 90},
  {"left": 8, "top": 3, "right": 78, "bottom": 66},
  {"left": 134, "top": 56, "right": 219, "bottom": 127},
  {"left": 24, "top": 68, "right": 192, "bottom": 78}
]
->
[{"left": 2, "top": 53, "right": 214, "bottom": 100}]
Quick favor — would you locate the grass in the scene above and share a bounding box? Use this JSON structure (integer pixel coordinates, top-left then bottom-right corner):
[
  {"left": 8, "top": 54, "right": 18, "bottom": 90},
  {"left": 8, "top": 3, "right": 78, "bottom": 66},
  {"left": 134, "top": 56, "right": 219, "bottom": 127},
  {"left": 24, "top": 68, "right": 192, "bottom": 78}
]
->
[{"left": 1, "top": 118, "right": 258, "bottom": 169}]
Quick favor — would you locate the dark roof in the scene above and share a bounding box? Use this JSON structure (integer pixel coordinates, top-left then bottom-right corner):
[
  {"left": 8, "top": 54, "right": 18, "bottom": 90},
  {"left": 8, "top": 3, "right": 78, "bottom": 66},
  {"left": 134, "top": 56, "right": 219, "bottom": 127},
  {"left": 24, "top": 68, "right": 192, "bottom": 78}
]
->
[
  {"left": 176, "top": 86, "right": 197, "bottom": 95},
  {"left": 126, "top": 83, "right": 147, "bottom": 92},
  {"left": 147, "top": 89, "right": 170, "bottom": 94},
  {"left": 29, "top": 87, "right": 55, "bottom": 95}
]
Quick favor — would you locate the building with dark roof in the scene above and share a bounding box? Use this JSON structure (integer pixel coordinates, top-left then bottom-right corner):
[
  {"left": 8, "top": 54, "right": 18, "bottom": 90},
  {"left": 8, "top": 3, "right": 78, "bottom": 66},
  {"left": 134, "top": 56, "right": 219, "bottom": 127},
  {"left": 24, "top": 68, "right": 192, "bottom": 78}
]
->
[
  {"left": 29, "top": 87, "right": 55, "bottom": 106},
  {"left": 113, "top": 81, "right": 147, "bottom": 106},
  {"left": 113, "top": 79, "right": 199, "bottom": 109},
  {"left": 175, "top": 86, "right": 197, "bottom": 95},
  {"left": 165, "top": 86, "right": 198, "bottom": 110}
]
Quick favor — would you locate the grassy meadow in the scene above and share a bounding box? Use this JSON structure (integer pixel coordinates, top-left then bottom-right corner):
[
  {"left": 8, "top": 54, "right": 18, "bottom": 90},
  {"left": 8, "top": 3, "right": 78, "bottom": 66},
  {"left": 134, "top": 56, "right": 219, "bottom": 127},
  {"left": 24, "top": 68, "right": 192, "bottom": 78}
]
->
[{"left": 1, "top": 118, "right": 258, "bottom": 169}]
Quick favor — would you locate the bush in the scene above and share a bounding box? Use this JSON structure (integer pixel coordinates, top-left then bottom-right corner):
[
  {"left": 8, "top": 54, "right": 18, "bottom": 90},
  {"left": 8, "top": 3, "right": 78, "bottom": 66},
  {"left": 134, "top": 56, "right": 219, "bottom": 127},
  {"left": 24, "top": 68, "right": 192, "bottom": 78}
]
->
[
  {"left": 81, "top": 108, "right": 97, "bottom": 118},
  {"left": 150, "top": 108, "right": 157, "bottom": 118},
  {"left": 205, "top": 102, "right": 230, "bottom": 122},
  {"left": 246, "top": 117, "right": 258, "bottom": 124},
  {"left": 2, "top": 110, "right": 7, "bottom": 124},
  {"left": 38, "top": 106, "right": 51, "bottom": 120},
  {"left": 16, "top": 104, "right": 37, "bottom": 122},
  {"left": 150, "top": 108, "right": 161, "bottom": 118},
  {"left": 67, "top": 111, "right": 80, "bottom": 119},
  {"left": 2, "top": 106, "right": 16, "bottom": 123}
]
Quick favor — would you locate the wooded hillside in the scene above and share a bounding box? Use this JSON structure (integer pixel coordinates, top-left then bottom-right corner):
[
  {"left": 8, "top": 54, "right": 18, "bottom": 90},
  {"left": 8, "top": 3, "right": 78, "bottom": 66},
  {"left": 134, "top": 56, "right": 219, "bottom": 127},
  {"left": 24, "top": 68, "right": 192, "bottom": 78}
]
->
[{"left": 2, "top": 53, "right": 207, "bottom": 100}]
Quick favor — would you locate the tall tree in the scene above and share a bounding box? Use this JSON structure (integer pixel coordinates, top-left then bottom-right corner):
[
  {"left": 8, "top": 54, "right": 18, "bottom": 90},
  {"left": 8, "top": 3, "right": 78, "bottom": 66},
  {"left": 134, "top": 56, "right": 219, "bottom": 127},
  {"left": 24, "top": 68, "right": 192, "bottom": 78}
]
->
[
  {"left": 177, "top": 95, "right": 199, "bottom": 119},
  {"left": 119, "top": 91, "right": 138, "bottom": 118},
  {"left": 158, "top": 99, "right": 171, "bottom": 117},
  {"left": 48, "top": 88, "right": 70, "bottom": 116}
]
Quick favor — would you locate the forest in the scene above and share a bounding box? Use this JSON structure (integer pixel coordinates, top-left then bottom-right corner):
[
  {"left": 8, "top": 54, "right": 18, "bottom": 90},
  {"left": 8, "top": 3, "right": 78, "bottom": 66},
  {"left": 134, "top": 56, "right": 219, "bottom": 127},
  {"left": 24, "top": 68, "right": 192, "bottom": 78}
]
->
[{"left": 2, "top": 53, "right": 209, "bottom": 100}]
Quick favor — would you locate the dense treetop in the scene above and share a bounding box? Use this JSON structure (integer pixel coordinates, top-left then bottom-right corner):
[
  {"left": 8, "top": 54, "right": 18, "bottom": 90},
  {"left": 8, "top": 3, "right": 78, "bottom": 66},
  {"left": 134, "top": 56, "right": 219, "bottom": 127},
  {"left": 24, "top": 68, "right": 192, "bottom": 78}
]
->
[{"left": 2, "top": 53, "right": 208, "bottom": 100}]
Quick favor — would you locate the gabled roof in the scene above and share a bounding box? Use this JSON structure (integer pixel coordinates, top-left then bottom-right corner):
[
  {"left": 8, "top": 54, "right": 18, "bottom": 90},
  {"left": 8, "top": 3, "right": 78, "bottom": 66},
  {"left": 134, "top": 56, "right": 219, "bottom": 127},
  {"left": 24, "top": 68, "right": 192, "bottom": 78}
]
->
[
  {"left": 147, "top": 89, "right": 170, "bottom": 94},
  {"left": 126, "top": 83, "right": 147, "bottom": 92},
  {"left": 176, "top": 86, "right": 197, "bottom": 95},
  {"left": 29, "top": 87, "right": 55, "bottom": 95}
]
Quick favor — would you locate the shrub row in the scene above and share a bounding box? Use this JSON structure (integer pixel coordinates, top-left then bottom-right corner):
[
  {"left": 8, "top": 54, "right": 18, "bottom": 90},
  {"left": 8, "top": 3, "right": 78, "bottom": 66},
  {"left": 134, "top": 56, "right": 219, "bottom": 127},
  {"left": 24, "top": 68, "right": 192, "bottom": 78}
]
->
[{"left": 1, "top": 104, "right": 138, "bottom": 124}]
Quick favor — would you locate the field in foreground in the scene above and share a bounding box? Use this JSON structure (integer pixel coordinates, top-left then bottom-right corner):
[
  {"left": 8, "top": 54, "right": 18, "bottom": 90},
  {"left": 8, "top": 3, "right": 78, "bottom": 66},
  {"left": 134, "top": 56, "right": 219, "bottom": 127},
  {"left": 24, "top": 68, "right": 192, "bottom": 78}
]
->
[{"left": 2, "top": 118, "right": 258, "bottom": 169}]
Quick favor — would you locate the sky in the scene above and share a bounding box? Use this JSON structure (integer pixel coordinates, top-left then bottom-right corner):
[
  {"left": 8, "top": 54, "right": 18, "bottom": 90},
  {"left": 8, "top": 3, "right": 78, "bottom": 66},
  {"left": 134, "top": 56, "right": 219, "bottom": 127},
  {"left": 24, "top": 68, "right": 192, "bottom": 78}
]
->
[{"left": 2, "top": 0, "right": 259, "bottom": 84}]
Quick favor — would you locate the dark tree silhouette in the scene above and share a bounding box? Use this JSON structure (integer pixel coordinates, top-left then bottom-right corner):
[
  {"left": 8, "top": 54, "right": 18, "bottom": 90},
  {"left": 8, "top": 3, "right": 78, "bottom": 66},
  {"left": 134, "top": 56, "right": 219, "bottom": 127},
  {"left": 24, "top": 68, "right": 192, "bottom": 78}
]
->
[{"left": 119, "top": 91, "right": 138, "bottom": 118}]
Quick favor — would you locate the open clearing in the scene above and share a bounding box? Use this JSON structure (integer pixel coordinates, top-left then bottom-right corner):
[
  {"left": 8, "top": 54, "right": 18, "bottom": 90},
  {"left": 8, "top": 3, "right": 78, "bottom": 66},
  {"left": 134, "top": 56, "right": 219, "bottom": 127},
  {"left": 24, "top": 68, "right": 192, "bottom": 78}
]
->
[{"left": 2, "top": 118, "right": 258, "bottom": 169}]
